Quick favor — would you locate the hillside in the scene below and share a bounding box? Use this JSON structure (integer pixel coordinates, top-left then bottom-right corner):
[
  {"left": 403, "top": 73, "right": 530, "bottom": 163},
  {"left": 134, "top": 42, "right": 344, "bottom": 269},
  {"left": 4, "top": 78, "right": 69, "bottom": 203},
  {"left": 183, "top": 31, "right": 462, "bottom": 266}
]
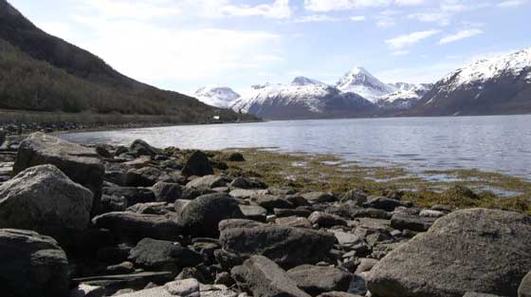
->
[{"left": 0, "top": 0, "right": 249, "bottom": 123}]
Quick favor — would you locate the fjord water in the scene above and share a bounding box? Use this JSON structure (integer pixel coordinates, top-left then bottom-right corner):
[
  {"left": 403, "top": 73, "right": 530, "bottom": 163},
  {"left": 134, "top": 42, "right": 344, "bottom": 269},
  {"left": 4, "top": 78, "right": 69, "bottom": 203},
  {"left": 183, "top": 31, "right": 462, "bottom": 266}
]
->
[{"left": 62, "top": 115, "right": 531, "bottom": 178}]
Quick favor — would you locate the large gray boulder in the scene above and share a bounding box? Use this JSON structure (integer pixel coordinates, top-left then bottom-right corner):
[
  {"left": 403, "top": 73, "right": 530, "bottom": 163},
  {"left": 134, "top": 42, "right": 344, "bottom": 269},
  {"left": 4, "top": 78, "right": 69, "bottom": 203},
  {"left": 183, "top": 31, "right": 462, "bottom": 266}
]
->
[
  {"left": 0, "top": 165, "right": 93, "bottom": 240},
  {"left": 231, "top": 255, "right": 311, "bottom": 297},
  {"left": 287, "top": 265, "right": 352, "bottom": 296},
  {"left": 0, "top": 229, "right": 69, "bottom": 297},
  {"left": 92, "top": 212, "right": 180, "bottom": 242},
  {"left": 220, "top": 222, "right": 336, "bottom": 268},
  {"left": 182, "top": 150, "right": 213, "bottom": 177},
  {"left": 13, "top": 132, "right": 104, "bottom": 214},
  {"left": 178, "top": 193, "right": 244, "bottom": 238},
  {"left": 109, "top": 279, "right": 200, "bottom": 297},
  {"left": 129, "top": 238, "right": 202, "bottom": 272},
  {"left": 519, "top": 271, "right": 531, "bottom": 297},
  {"left": 367, "top": 208, "right": 531, "bottom": 297}
]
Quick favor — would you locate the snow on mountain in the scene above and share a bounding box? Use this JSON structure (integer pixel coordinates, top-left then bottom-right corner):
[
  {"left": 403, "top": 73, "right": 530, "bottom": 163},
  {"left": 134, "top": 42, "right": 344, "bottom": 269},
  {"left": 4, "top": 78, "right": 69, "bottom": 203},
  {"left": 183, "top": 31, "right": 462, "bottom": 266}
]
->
[
  {"left": 336, "top": 67, "right": 396, "bottom": 103},
  {"left": 437, "top": 47, "right": 531, "bottom": 93},
  {"left": 194, "top": 86, "right": 240, "bottom": 108},
  {"left": 232, "top": 77, "right": 332, "bottom": 114},
  {"left": 378, "top": 83, "right": 433, "bottom": 110}
]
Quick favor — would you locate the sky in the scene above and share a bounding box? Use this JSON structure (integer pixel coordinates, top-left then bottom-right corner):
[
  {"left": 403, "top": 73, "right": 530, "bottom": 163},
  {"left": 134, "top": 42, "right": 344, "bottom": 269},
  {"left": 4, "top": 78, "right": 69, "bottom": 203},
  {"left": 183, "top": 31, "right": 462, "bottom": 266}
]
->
[{"left": 9, "top": 0, "right": 531, "bottom": 95}]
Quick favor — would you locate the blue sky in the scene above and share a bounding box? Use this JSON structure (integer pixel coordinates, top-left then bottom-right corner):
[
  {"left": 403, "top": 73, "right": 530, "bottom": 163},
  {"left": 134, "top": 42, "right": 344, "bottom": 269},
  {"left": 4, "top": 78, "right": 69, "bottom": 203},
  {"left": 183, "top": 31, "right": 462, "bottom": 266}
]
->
[{"left": 10, "top": 0, "right": 531, "bottom": 95}]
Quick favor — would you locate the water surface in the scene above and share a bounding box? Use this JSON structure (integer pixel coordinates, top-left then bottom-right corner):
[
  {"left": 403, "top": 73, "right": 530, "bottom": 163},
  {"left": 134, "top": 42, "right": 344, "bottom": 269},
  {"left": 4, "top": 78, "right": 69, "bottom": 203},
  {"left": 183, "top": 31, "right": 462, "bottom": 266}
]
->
[{"left": 62, "top": 115, "right": 531, "bottom": 178}]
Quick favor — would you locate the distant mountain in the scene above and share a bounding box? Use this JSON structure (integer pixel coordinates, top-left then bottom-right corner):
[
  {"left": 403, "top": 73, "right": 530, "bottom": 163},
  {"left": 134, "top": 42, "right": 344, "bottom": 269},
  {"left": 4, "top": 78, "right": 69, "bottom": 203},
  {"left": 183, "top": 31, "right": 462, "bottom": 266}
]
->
[
  {"left": 412, "top": 48, "right": 531, "bottom": 116},
  {"left": 0, "top": 0, "right": 247, "bottom": 122},
  {"left": 336, "top": 67, "right": 396, "bottom": 103},
  {"left": 194, "top": 87, "right": 240, "bottom": 108},
  {"left": 231, "top": 77, "right": 375, "bottom": 120},
  {"left": 378, "top": 82, "right": 433, "bottom": 110}
]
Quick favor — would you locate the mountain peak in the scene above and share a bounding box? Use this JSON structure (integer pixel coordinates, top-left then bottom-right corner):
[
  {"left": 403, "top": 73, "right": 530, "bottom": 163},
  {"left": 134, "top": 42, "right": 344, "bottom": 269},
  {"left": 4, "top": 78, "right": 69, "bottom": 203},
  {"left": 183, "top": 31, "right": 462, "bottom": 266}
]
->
[
  {"left": 194, "top": 86, "right": 240, "bottom": 108},
  {"left": 336, "top": 66, "right": 395, "bottom": 102},
  {"left": 291, "top": 76, "right": 323, "bottom": 86}
]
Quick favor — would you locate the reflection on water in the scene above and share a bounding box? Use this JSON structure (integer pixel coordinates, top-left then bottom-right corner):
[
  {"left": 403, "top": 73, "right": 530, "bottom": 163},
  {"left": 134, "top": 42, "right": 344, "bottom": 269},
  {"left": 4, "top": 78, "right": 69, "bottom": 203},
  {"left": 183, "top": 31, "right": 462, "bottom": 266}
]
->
[{"left": 61, "top": 114, "right": 531, "bottom": 178}]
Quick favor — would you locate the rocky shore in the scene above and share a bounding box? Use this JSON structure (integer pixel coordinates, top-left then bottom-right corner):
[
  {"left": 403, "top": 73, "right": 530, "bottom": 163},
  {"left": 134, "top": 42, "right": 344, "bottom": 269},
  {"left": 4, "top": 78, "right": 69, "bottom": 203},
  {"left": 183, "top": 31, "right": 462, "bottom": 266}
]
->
[{"left": 0, "top": 132, "right": 529, "bottom": 297}]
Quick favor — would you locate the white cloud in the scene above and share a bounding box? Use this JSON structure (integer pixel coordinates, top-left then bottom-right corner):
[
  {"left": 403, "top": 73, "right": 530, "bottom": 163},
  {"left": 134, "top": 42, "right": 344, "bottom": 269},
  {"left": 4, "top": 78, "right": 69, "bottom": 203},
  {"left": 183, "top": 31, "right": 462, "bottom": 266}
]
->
[
  {"left": 220, "top": 0, "right": 292, "bottom": 19},
  {"left": 438, "top": 28, "right": 483, "bottom": 44},
  {"left": 304, "top": 0, "right": 391, "bottom": 12},
  {"left": 395, "top": 0, "right": 425, "bottom": 6},
  {"left": 350, "top": 15, "right": 367, "bottom": 21},
  {"left": 293, "top": 14, "right": 366, "bottom": 23},
  {"left": 385, "top": 29, "right": 440, "bottom": 49},
  {"left": 408, "top": 12, "right": 451, "bottom": 25},
  {"left": 497, "top": 0, "right": 527, "bottom": 7}
]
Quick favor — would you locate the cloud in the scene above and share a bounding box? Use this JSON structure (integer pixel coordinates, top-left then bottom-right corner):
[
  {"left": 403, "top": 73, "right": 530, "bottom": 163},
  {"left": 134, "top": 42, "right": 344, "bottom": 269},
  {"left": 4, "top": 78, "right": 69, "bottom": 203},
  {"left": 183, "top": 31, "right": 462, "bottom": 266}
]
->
[
  {"left": 385, "top": 29, "right": 440, "bottom": 49},
  {"left": 408, "top": 12, "right": 451, "bottom": 25},
  {"left": 293, "top": 14, "right": 366, "bottom": 23},
  {"left": 304, "top": 0, "right": 391, "bottom": 12},
  {"left": 220, "top": 0, "right": 292, "bottom": 19},
  {"left": 438, "top": 28, "right": 483, "bottom": 44},
  {"left": 497, "top": 0, "right": 527, "bottom": 7},
  {"left": 350, "top": 15, "right": 367, "bottom": 21}
]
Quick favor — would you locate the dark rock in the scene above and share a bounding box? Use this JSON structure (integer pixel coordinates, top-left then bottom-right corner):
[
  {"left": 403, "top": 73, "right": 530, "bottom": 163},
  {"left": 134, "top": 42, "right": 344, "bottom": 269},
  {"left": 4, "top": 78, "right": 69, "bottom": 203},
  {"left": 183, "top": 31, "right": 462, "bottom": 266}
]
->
[
  {"left": 125, "top": 166, "right": 164, "bottom": 187},
  {"left": 152, "top": 182, "right": 183, "bottom": 202},
  {"left": 519, "top": 271, "right": 531, "bottom": 297},
  {"left": 97, "top": 244, "right": 133, "bottom": 264},
  {"left": 178, "top": 193, "right": 244, "bottom": 238},
  {"left": 220, "top": 223, "right": 336, "bottom": 268},
  {"left": 462, "top": 293, "right": 507, "bottom": 297},
  {"left": 287, "top": 265, "right": 352, "bottom": 295},
  {"left": 367, "top": 208, "right": 531, "bottom": 297},
  {"left": 129, "top": 238, "right": 202, "bottom": 271},
  {"left": 302, "top": 192, "right": 337, "bottom": 204},
  {"left": 0, "top": 228, "right": 69, "bottom": 297},
  {"left": 13, "top": 132, "right": 104, "bottom": 214},
  {"left": 274, "top": 207, "right": 312, "bottom": 218},
  {"left": 95, "top": 145, "right": 113, "bottom": 158},
  {"left": 317, "top": 292, "right": 363, "bottom": 297},
  {"left": 106, "top": 261, "right": 135, "bottom": 275},
  {"left": 230, "top": 177, "right": 267, "bottom": 189},
  {"left": 239, "top": 205, "right": 268, "bottom": 222},
  {"left": 231, "top": 255, "right": 311, "bottom": 297},
  {"left": 186, "top": 175, "right": 231, "bottom": 189},
  {"left": 390, "top": 213, "right": 435, "bottom": 232},
  {"left": 0, "top": 165, "right": 93, "bottom": 241},
  {"left": 256, "top": 195, "right": 294, "bottom": 211},
  {"left": 129, "top": 139, "right": 161, "bottom": 157},
  {"left": 100, "top": 194, "right": 127, "bottom": 212},
  {"left": 227, "top": 152, "right": 245, "bottom": 162},
  {"left": 127, "top": 202, "right": 171, "bottom": 215},
  {"left": 182, "top": 151, "right": 213, "bottom": 177},
  {"left": 363, "top": 196, "right": 406, "bottom": 211},
  {"left": 308, "top": 211, "right": 348, "bottom": 228},
  {"left": 340, "top": 190, "right": 368, "bottom": 205},
  {"left": 181, "top": 187, "right": 216, "bottom": 200},
  {"left": 92, "top": 212, "right": 180, "bottom": 242},
  {"left": 350, "top": 208, "right": 392, "bottom": 220},
  {"left": 275, "top": 216, "right": 312, "bottom": 228}
]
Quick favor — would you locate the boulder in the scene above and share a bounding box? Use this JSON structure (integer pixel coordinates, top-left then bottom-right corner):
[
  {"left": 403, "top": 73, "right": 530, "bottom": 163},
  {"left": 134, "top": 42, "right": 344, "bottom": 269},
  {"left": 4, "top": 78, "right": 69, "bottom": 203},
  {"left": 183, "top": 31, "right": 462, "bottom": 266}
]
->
[
  {"left": 227, "top": 152, "right": 245, "bottom": 162},
  {"left": 220, "top": 223, "right": 336, "bottom": 268},
  {"left": 287, "top": 265, "right": 352, "bottom": 295},
  {"left": 128, "top": 139, "right": 161, "bottom": 157},
  {"left": 519, "top": 271, "right": 531, "bottom": 297},
  {"left": 340, "top": 190, "right": 368, "bottom": 205},
  {"left": 317, "top": 293, "right": 363, "bottom": 297},
  {"left": 178, "top": 193, "right": 244, "bottom": 237},
  {"left": 367, "top": 208, "right": 531, "bottom": 297},
  {"left": 390, "top": 213, "right": 435, "bottom": 232},
  {"left": 152, "top": 182, "right": 183, "bottom": 203},
  {"left": 231, "top": 255, "right": 311, "bottom": 297},
  {"left": 186, "top": 175, "right": 230, "bottom": 189},
  {"left": 230, "top": 177, "right": 267, "bottom": 189},
  {"left": 129, "top": 238, "right": 202, "bottom": 271},
  {"left": 302, "top": 192, "right": 337, "bottom": 204},
  {"left": 255, "top": 194, "right": 293, "bottom": 211},
  {"left": 125, "top": 166, "right": 164, "bottom": 187},
  {"left": 0, "top": 229, "right": 69, "bottom": 297},
  {"left": 239, "top": 205, "right": 268, "bottom": 222},
  {"left": 0, "top": 165, "right": 93, "bottom": 240},
  {"left": 103, "top": 186, "right": 156, "bottom": 207},
  {"left": 182, "top": 151, "right": 213, "bottom": 177},
  {"left": 308, "top": 211, "right": 348, "bottom": 228},
  {"left": 92, "top": 212, "right": 180, "bottom": 242},
  {"left": 12, "top": 132, "right": 104, "bottom": 214},
  {"left": 363, "top": 196, "right": 406, "bottom": 211},
  {"left": 275, "top": 216, "right": 312, "bottom": 228}
]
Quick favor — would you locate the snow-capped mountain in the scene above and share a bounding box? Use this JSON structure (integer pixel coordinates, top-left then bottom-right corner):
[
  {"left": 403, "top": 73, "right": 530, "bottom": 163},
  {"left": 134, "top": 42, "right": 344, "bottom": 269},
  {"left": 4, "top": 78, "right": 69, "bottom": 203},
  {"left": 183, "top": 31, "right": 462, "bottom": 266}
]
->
[
  {"left": 413, "top": 48, "right": 531, "bottom": 115},
  {"left": 336, "top": 67, "right": 396, "bottom": 103},
  {"left": 378, "top": 82, "right": 433, "bottom": 110},
  {"left": 231, "top": 77, "right": 375, "bottom": 120},
  {"left": 194, "top": 87, "right": 241, "bottom": 108}
]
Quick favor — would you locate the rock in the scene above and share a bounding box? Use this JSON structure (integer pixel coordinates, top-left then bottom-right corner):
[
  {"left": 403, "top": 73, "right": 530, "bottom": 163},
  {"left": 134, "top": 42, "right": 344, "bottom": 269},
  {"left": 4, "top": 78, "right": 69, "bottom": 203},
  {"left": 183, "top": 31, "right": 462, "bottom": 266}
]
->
[
  {"left": 231, "top": 255, "right": 311, "bottom": 297},
  {"left": 355, "top": 258, "right": 379, "bottom": 274},
  {"left": 239, "top": 205, "right": 268, "bottom": 222},
  {"left": 308, "top": 211, "right": 348, "bottom": 228},
  {"left": 219, "top": 219, "right": 264, "bottom": 231},
  {"left": 0, "top": 229, "right": 69, "bottom": 297},
  {"left": 390, "top": 213, "right": 435, "bottom": 232},
  {"left": 97, "top": 244, "right": 133, "bottom": 264},
  {"left": 129, "top": 238, "right": 202, "bottom": 271},
  {"left": 103, "top": 186, "right": 156, "bottom": 207},
  {"left": 181, "top": 187, "right": 216, "bottom": 200},
  {"left": 230, "top": 177, "right": 267, "bottom": 189},
  {"left": 92, "top": 212, "right": 180, "bottom": 242},
  {"left": 95, "top": 145, "right": 113, "bottom": 158},
  {"left": 182, "top": 151, "right": 213, "bottom": 177},
  {"left": 274, "top": 207, "right": 312, "bottom": 218},
  {"left": 349, "top": 208, "right": 392, "bottom": 220},
  {"left": 419, "top": 209, "right": 445, "bottom": 218},
  {"left": 129, "top": 139, "right": 161, "bottom": 157},
  {"left": 103, "top": 279, "right": 199, "bottom": 297},
  {"left": 73, "top": 271, "right": 174, "bottom": 294},
  {"left": 340, "top": 190, "right": 368, "bottom": 205},
  {"left": 275, "top": 216, "right": 312, "bottom": 228},
  {"left": 287, "top": 265, "right": 352, "bottom": 295},
  {"left": 106, "top": 262, "right": 135, "bottom": 275},
  {"left": 186, "top": 175, "right": 230, "bottom": 189},
  {"left": 519, "top": 271, "right": 531, "bottom": 297},
  {"left": 302, "top": 192, "right": 337, "bottom": 204},
  {"left": 367, "top": 208, "right": 531, "bottom": 297},
  {"left": 227, "top": 152, "right": 245, "bottom": 162},
  {"left": 317, "top": 292, "right": 363, "bottom": 297},
  {"left": 363, "top": 196, "right": 406, "bottom": 211},
  {"left": 255, "top": 194, "right": 293, "bottom": 211},
  {"left": 178, "top": 193, "right": 244, "bottom": 237},
  {"left": 13, "top": 132, "right": 104, "bottom": 214},
  {"left": 0, "top": 165, "right": 93, "bottom": 240},
  {"left": 152, "top": 182, "right": 183, "bottom": 203},
  {"left": 462, "top": 293, "right": 507, "bottom": 297},
  {"left": 220, "top": 223, "right": 336, "bottom": 268},
  {"left": 70, "top": 284, "right": 105, "bottom": 297},
  {"left": 230, "top": 189, "right": 269, "bottom": 199},
  {"left": 127, "top": 202, "right": 171, "bottom": 215},
  {"left": 125, "top": 167, "right": 164, "bottom": 187}
]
